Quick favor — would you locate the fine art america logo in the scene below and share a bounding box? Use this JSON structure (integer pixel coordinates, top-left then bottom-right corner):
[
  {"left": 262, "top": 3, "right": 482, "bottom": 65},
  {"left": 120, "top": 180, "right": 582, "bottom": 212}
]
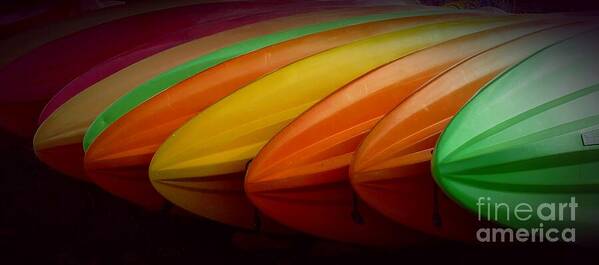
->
[{"left": 476, "top": 196, "right": 578, "bottom": 243}]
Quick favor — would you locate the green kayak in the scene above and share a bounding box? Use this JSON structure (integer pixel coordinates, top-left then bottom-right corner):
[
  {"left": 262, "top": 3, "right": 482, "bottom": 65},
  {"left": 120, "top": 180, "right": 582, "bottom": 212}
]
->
[
  {"left": 432, "top": 28, "right": 599, "bottom": 243},
  {"left": 82, "top": 7, "right": 468, "bottom": 150}
]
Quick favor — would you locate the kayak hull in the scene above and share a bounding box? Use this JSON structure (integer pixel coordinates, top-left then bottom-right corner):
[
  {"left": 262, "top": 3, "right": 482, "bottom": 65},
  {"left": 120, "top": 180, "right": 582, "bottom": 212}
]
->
[
  {"left": 87, "top": 10, "right": 465, "bottom": 222},
  {"left": 35, "top": 143, "right": 87, "bottom": 182},
  {"left": 249, "top": 181, "right": 427, "bottom": 246},
  {"left": 81, "top": 7, "right": 431, "bottom": 211},
  {"left": 433, "top": 29, "right": 599, "bottom": 242},
  {"left": 35, "top": 5, "right": 375, "bottom": 181},
  {"left": 241, "top": 18, "right": 563, "bottom": 240},
  {"left": 352, "top": 21, "right": 596, "bottom": 240},
  {"left": 166, "top": 17, "right": 518, "bottom": 244}
]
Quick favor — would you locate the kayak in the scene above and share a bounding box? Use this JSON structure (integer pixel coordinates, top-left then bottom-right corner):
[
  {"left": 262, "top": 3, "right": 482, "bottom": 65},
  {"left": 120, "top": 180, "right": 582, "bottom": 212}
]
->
[
  {"left": 432, "top": 29, "right": 599, "bottom": 242},
  {"left": 0, "top": 0, "right": 216, "bottom": 67},
  {"left": 352, "top": 22, "right": 597, "bottom": 241},
  {"left": 87, "top": 11, "right": 475, "bottom": 226},
  {"left": 150, "top": 16, "right": 516, "bottom": 245},
  {"left": 33, "top": 6, "right": 400, "bottom": 182},
  {"left": 0, "top": 1, "right": 291, "bottom": 138},
  {"left": 244, "top": 18, "right": 578, "bottom": 242}
]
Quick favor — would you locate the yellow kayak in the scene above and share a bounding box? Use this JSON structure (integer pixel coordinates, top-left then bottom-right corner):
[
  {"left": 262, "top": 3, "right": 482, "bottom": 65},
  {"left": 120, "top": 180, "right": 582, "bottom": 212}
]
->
[
  {"left": 33, "top": 7, "right": 401, "bottom": 179},
  {"left": 149, "top": 15, "right": 514, "bottom": 233}
]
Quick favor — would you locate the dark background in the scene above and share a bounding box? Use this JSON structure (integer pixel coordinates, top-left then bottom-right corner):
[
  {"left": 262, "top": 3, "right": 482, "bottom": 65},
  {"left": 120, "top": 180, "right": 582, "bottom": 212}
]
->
[
  {"left": 2, "top": 1, "right": 599, "bottom": 264},
  {"left": 2, "top": 131, "right": 597, "bottom": 264}
]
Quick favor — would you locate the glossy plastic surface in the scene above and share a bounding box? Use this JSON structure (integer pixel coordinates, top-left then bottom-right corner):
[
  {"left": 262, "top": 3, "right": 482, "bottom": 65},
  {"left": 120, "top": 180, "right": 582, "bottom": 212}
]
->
[
  {"left": 352, "top": 21, "right": 596, "bottom": 240},
  {"left": 151, "top": 16, "right": 514, "bottom": 244},
  {"left": 84, "top": 6, "right": 454, "bottom": 150},
  {"left": 86, "top": 11, "right": 471, "bottom": 221},
  {"left": 432, "top": 29, "right": 599, "bottom": 241},
  {"left": 33, "top": 7, "right": 394, "bottom": 181},
  {"left": 245, "top": 19, "right": 578, "bottom": 242}
]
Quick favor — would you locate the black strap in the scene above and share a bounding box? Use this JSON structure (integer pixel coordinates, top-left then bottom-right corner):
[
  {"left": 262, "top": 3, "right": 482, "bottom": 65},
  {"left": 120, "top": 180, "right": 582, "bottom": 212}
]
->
[
  {"left": 432, "top": 183, "right": 443, "bottom": 228},
  {"left": 351, "top": 192, "right": 364, "bottom": 224},
  {"left": 253, "top": 207, "right": 262, "bottom": 232},
  {"left": 244, "top": 159, "right": 262, "bottom": 232},
  {"left": 159, "top": 200, "right": 174, "bottom": 214}
]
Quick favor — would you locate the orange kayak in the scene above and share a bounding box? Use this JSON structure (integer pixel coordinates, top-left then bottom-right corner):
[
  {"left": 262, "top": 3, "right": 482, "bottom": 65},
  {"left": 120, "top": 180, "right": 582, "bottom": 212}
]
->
[
  {"left": 84, "top": 10, "right": 463, "bottom": 221},
  {"left": 350, "top": 21, "right": 597, "bottom": 240},
  {"left": 243, "top": 18, "right": 579, "bottom": 242}
]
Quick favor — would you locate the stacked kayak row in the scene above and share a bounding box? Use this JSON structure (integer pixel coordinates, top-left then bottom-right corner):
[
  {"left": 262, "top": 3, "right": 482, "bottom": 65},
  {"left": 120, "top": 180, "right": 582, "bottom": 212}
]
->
[{"left": 0, "top": 1, "right": 595, "bottom": 246}]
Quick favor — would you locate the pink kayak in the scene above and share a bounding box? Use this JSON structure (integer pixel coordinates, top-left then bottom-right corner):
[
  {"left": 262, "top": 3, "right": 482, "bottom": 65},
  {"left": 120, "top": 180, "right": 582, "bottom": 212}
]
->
[{"left": 0, "top": 1, "right": 329, "bottom": 138}]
